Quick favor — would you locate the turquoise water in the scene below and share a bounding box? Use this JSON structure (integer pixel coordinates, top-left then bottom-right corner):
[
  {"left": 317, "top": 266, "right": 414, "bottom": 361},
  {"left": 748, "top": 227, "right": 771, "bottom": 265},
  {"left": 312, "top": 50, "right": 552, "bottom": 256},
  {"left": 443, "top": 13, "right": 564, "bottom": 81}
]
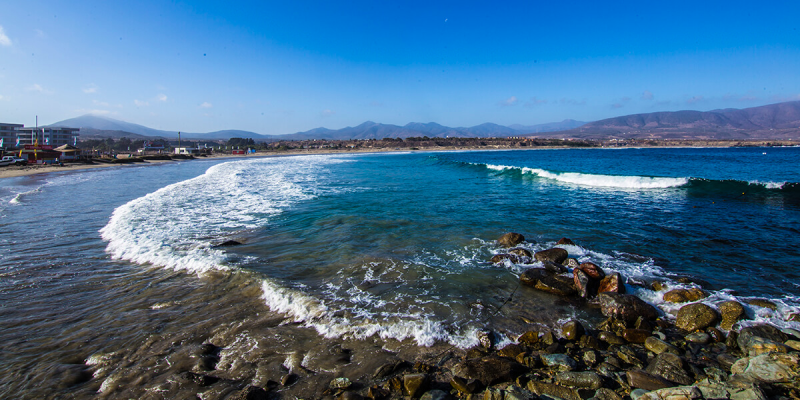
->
[{"left": 1, "top": 147, "right": 799, "bottom": 397}]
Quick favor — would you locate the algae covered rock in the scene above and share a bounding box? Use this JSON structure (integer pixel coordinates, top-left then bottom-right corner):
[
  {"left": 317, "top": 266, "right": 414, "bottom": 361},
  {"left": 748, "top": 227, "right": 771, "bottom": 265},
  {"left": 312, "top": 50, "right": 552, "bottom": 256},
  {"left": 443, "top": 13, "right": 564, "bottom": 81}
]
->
[
  {"left": 497, "top": 232, "right": 525, "bottom": 247},
  {"left": 676, "top": 303, "right": 719, "bottom": 331}
]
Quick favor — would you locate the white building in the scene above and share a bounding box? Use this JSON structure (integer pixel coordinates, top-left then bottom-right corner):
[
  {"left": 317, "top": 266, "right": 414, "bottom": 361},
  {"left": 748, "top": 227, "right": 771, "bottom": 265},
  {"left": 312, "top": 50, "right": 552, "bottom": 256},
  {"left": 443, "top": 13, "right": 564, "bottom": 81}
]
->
[
  {"left": 0, "top": 123, "right": 23, "bottom": 149},
  {"left": 16, "top": 127, "right": 80, "bottom": 147}
]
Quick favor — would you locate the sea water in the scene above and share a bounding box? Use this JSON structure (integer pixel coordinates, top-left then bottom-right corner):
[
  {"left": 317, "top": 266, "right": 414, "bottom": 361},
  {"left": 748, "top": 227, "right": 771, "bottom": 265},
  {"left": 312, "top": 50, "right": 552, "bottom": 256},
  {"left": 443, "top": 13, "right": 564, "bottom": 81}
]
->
[{"left": 1, "top": 147, "right": 798, "bottom": 397}]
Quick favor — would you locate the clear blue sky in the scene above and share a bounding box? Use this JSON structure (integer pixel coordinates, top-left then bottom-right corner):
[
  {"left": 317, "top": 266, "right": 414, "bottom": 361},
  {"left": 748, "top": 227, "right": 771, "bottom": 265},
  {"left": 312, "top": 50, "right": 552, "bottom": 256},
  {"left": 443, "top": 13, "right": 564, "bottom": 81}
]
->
[{"left": 1, "top": 1, "right": 799, "bottom": 135}]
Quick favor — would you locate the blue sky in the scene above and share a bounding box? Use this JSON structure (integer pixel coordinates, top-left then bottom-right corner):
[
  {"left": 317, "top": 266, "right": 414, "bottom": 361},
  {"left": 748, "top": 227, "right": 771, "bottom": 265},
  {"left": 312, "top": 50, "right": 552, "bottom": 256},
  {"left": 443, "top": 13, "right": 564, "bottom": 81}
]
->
[{"left": 1, "top": 1, "right": 799, "bottom": 135}]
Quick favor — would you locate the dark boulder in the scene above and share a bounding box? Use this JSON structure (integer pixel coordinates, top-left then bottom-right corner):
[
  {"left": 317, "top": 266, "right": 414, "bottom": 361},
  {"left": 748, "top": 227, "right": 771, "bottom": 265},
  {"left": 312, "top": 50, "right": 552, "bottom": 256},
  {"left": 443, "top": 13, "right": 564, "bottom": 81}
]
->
[
  {"left": 662, "top": 288, "right": 708, "bottom": 303},
  {"left": 534, "top": 248, "right": 569, "bottom": 264},
  {"left": 520, "top": 268, "right": 548, "bottom": 287},
  {"left": 598, "top": 293, "right": 658, "bottom": 322},
  {"left": 557, "top": 237, "right": 576, "bottom": 245},
  {"left": 645, "top": 353, "right": 693, "bottom": 386},
  {"left": 626, "top": 369, "right": 674, "bottom": 391},
  {"left": 229, "top": 386, "right": 270, "bottom": 400},
  {"left": 490, "top": 253, "right": 519, "bottom": 264},
  {"left": 508, "top": 247, "right": 532, "bottom": 258},
  {"left": 543, "top": 260, "right": 568, "bottom": 274},
  {"left": 562, "top": 320, "right": 585, "bottom": 341},
  {"left": 497, "top": 232, "right": 525, "bottom": 248},
  {"left": 535, "top": 274, "right": 577, "bottom": 296},
  {"left": 598, "top": 273, "right": 626, "bottom": 294},
  {"left": 576, "top": 262, "right": 605, "bottom": 280},
  {"left": 452, "top": 355, "right": 525, "bottom": 386}
]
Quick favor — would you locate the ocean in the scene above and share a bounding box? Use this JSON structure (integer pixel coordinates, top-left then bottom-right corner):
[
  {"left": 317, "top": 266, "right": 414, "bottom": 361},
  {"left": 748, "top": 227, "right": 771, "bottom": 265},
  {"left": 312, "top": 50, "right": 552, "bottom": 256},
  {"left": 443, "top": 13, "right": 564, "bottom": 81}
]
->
[{"left": 1, "top": 146, "right": 799, "bottom": 398}]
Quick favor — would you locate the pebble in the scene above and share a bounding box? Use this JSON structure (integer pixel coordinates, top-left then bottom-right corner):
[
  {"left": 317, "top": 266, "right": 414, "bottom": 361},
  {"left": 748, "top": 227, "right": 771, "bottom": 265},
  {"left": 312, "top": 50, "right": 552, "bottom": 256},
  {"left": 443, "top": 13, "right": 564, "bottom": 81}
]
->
[{"left": 685, "top": 332, "right": 711, "bottom": 344}]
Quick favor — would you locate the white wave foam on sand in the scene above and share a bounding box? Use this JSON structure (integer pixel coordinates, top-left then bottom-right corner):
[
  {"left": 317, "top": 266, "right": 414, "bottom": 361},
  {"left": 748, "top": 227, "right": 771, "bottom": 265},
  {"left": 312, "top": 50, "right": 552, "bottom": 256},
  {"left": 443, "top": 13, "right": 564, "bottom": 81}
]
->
[{"left": 485, "top": 164, "right": 689, "bottom": 189}]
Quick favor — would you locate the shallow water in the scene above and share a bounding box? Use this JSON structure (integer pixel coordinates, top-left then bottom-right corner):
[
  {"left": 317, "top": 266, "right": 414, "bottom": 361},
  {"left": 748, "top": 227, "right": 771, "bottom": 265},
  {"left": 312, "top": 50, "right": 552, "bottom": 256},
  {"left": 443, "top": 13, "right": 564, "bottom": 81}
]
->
[{"left": 1, "top": 148, "right": 798, "bottom": 398}]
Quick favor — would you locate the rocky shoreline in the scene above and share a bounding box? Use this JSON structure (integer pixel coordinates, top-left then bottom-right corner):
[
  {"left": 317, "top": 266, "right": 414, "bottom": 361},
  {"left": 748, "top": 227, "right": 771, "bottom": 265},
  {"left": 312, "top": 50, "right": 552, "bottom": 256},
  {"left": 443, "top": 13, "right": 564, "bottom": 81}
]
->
[{"left": 168, "top": 233, "right": 800, "bottom": 400}]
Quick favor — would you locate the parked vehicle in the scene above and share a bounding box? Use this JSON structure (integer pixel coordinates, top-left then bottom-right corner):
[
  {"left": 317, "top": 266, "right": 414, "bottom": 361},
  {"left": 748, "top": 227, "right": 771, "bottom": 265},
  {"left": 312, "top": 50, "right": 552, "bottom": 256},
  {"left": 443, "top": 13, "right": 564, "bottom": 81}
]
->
[{"left": 0, "top": 156, "right": 28, "bottom": 166}]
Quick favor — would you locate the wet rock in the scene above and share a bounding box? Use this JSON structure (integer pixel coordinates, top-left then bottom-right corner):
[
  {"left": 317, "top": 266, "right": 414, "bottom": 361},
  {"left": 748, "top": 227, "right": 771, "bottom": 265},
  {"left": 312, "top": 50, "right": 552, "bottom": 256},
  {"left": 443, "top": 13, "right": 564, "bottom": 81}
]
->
[
  {"left": 598, "top": 293, "right": 659, "bottom": 322},
  {"left": 646, "top": 352, "right": 693, "bottom": 386},
  {"left": 542, "top": 260, "right": 568, "bottom": 274},
  {"left": 373, "top": 361, "right": 405, "bottom": 379},
  {"left": 516, "top": 352, "right": 540, "bottom": 368},
  {"left": 229, "top": 385, "right": 270, "bottom": 400},
  {"left": 497, "top": 343, "right": 523, "bottom": 359},
  {"left": 598, "top": 330, "right": 626, "bottom": 345},
  {"left": 504, "top": 385, "right": 535, "bottom": 400},
  {"left": 598, "top": 273, "right": 626, "bottom": 294},
  {"left": 534, "top": 247, "right": 569, "bottom": 264},
  {"left": 476, "top": 329, "right": 498, "bottom": 349},
  {"left": 541, "top": 353, "right": 577, "bottom": 371},
  {"left": 626, "top": 369, "right": 675, "bottom": 391},
  {"left": 577, "top": 262, "right": 606, "bottom": 280},
  {"left": 745, "top": 298, "right": 777, "bottom": 310},
  {"left": 579, "top": 335, "right": 602, "bottom": 350},
  {"left": 557, "top": 237, "right": 576, "bottom": 245},
  {"left": 789, "top": 313, "right": 800, "bottom": 322},
  {"left": 730, "top": 352, "right": 800, "bottom": 383},
  {"left": 622, "top": 329, "right": 650, "bottom": 344},
  {"left": 214, "top": 239, "right": 242, "bottom": 247},
  {"left": 685, "top": 332, "right": 711, "bottom": 344},
  {"left": 644, "top": 336, "right": 681, "bottom": 355},
  {"left": 706, "top": 327, "right": 725, "bottom": 342},
  {"left": 744, "top": 336, "right": 790, "bottom": 356},
  {"left": 786, "top": 340, "right": 800, "bottom": 351},
  {"left": 527, "top": 380, "right": 581, "bottom": 400},
  {"left": 583, "top": 350, "right": 598, "bottom": 366},
  {"left": 782, "top": 327, "right": 800, "bottom": 340},
  {"left": 491, "top": 253, "right": 520, "bottom": 264},
  {"left": 695, "top": 380, "right": 767, "bottom": 400},
  {"left": 330, "top": 377, "right": 352, "bottom": 390},
  {"left": 517, "top": 330, "right": 539, "bottom": 346},
  {"left": 737, "top": 324, "right": 788, "bottom": 354},
  {"left": 617, "top": 346, "right": 644, "bottom": 368},
  {"left": 519, "top": 268, "right": 547, "bottom": 287},
  {"left": 483, "top": 387, "right": 503, "bottom": 400},
  {"left": 508, "top": 247, "right": 532, "bottom": 258},
  {"left": 541, "top": 331, "right": 555, "bottom": 345},
  {"left": 592, "top": 387, "right": 623, "bottom": 400},
  {"left": 716, "top": 353, "right": 738, "bottom": 372},
  {"left": 718, "top": 301, "right": 746, "bottom": 330},
  {"left": 368, "top": 385, "right": 390, "bottom": 399},
  {"left": 562, "top": 320, "right": 585, "bottom": 341},
  {"left": 452, "top": 355, "right": 525, "bottom": 386},
  {"left": 676, "top": 303, "right": 719, "bottom": 331},
  {"left": 638, "top": 386, "right": 702, "bottom": 400},
  {"left": 176, "top": 371, "right": 219, "bottom": 387},
  {"left": 281, "top": 373, "right": 297, "bottom": 386},
  {"left": 498, "top": 232, "right": 525, "bottom": 248},
  {"left": 419, "top": 389, "right": 448, "bottom": 400},
  {"left": 449, "top": 376, "right": 480, "bottom": 394},
  {"left": 555, "top": 371, "right": 603, "bottom": 389},
  {"left": 662, "top": 288, "right": 708, "bottom": 303},
  {"left": 339, "top": 392, "right": 364, "bottom": 400},
  {"left": 566, "top": 258, "right": 581, "bottom": 268},
  {"left": 403, "top": 373, "right": 429, "bottom": 397},
  {"left": 574, "top": 268, "right": 595, "bottom": 298},
  {"left": 534, "top": 273, "right": 578, "bottom": 296}
]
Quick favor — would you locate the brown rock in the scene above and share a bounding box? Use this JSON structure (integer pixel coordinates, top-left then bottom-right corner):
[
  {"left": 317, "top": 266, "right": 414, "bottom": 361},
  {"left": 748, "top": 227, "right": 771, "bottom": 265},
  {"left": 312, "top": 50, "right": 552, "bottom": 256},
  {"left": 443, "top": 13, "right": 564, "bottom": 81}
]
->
[
  {"left": 557, "top": 237, "right": 576, "bottom": 245},
  {"left": 645, "top": 353, "right": 693, "bottom": 386},
  {"left": 508, "top": 247, "right": 532, "bottom": 258},
  {"left": 576, "top": 262, "right": 605, "bottom": 279},
  {"left": 622, "top": 329, "right": 650, "bottom": 344},
  {"left": 534, "top": 248, "right": 569, "bottom": 264},
  {"left": 367, "top": 386, "right": 390, "bottom": 400},
  {"left": 517, "top": 331, "right": 539, "bottom": 346},
  {"left": 534, "top": 274, "right": 578, "bottom": 296},
  {"left": 452, "top": 355, "right": 525, "bottom": 386},
  {"left": 527, "top": 381, "right": 580, "bottom": 400},
  {"left": 543, "top": 260, "right": 568, "bottom": 274},
  {"left": 626, "top": 369, "right": 674, "bottom": 391},
  {"left": 598, "top": 293, "right": 659, "bottom": 322},
  {"left": 662, "top": 288, "right": 708, "bottom": 303},
  {"left": 718, "top": 300, "right": 746, "bottom": 330},
  {"left": 449, "top": 376, "right": 479, "bottom": 394},
  {"left": 519, "top": 268, "right": 548, "bottom": 287},
  {"left": 497, "top": 232, "right": 525, "bottom": 248},
  {"left": 676, "top": 303, "right": 720, "bottom": 331},
  {"left": 229, "top": 386, "right": 270, "bottom": 400},
  {"left": 573, "top": 268, "right": 594, "bottom": 298},
  {"left": 497, "top": 343, "right": 523, "bottom": 359},
  {"left": 745, "top": 298, "right": 778, "bottom": 310},
  {"left": 491, "top": 253, "right": 520, "bottom": 264},
  {"left": 598, "top": 330, "right": 626, "bottom": 345},
  {"left": 403, "top": 373, "right": 429, "bottom": 398},
  {"left": 562, "top": 320, "right": 585, "bottom": 341},
  {"left": 598, "top": 272, "right": 626, "bottom": 294}
]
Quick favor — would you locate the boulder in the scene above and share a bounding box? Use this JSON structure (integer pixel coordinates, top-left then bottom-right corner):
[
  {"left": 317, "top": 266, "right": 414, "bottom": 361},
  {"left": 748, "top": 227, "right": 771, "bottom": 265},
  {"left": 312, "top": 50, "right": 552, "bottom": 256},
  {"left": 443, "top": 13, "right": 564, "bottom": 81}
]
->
[
  {"left": 534, "top": 248, "right": 569, "bottom": 264},
  {"left": 626, "top": 369, "right": 675, "bottom": 391},
  {"left": 543, "top": 260, "right": 568, "bottom": 274},
  {"left": 662, "top": 288, "right": 708, "bottom": 303},
  {"left": 638, "top": 386, "right": 702, "bottom": 400},
  {"left": 497, "top": 343, "right": 523, "bottom": 359},
  {"left": 622, "top": 329, "right": 650, "bottom": 344},
  {"left": 403, "top": 373, "right": 429, "bottom": 397},
  {"left": 555, "top": 371, "right": 603, "bottom": 389},
  {"left": 452, "top": 355, "right": 525, "bottom": 386},
  {"left": 228, "top": 386, "right": 270, "bottom": 400},
  {"left": 573, "top": 269, "right": 595, "bottom": 299},
  {"left": 520, "top": 268, "right": 548, "bottom": 287},
  {"left": 737, "top": 324, "right": 788, "bottom": 355},
  {"left": 497, "top": 232, "right": 525, "bottom": 248},
  {"left": 576, "top": 262, "right": 605, "bottom": 279},
  {"left": 718, "top": 301, "right": 746, "bottom": 330},
  {"left": 745, "top": 298, "right": 777, "bottom": 310},
  {"left": 730, "top": 352, "right": 800, "bottom": 383},
  {"left": 534, "top": 274, "right": 578, "bottom": 296},
  {"left": 645, "top": 353, "right": 693, "bottom": 386},
  {"left": 527, "top": 381, "right": 580, "bottom": 400},
  {"left": 449, "top": 376, "right": 479, "bottom": 394},
  {"left": 508, "top": 247, "right": 532, "bottom": 259},
  {"left": 491, "top": 253, "right": 519, "bottom": 264},
  {"left": 644, "top": 336, "right": 681, "bottom": 355},
  {"left": 598, "top": 330, "right": 626, "bottom": 345},
  {"left": 598, "top": 293, "right": 659, "bottom": 322},
  {"left": 517, "top": 330, "right": 539, "bottom": 346},
  {"left": 541, "top": 353, "right": 577, "bottom": 371},
  {"left": 419, "top": 390, "right": 448, "bottom": 400},
  {"left": 744, "top": 336, "right": 790, "bottom": 356},
  {"left": 592, "top": 388, "right": 623, "bottom": 400},
  {"left": 565, "top": 258, "right": 581, "bottom": 268},
  {"left": 676, "top": 303, "right": 719, "bottom": 331},
  {"left": 562, "top": 320, "right": 585, "bottom": 341},
  {"left": 557, "top": 237, "right": 576, "bottom": 245},
  {"left": 598, "top": 273, "right": 626, "bottom": 294}
]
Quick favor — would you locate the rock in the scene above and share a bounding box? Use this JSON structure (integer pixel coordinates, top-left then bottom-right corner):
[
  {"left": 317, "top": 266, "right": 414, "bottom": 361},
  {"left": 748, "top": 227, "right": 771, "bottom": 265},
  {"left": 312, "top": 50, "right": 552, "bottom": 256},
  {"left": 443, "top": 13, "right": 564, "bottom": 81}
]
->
[
  {"left": 527, "top": 380, "right": 581, "bottom": 400},
  {"left": 330, "top": 377, "right": 352, "bottom": 390},
  {"left": 622, "top": 329, "right": 650, "bottom": 344},
  {"left": 786, "top": 340, "right": 800, "bottom": 351},
  {"left": 598, "top": 330, "right": 626, "bottom": 345},
  {"left": 491, "top": 253, "right": 519, "bottom": 264},
  {"left": 541, "top": 353, "right": 577, "bottom": 371},
  {"left": 662, "top": 288, "right": 708, "bottom": 303},
  {"left": 789, "top": 313, "right": 800, "bottom": 322},
  {"left": 403, "top": 373, "right": 429, "bottom": 397},
  {"left": 557, "top": 237, "right": 576, "bottom": 245},
  {"left": 176, "top": 371, "right": 219, "bottom": 387},
  {"left": 476, "top": 329, "right": 497, "bottom": 349},
  {"left": 281, "top": 373, "right": 297, "bottom": 386},
  {"left": 592, "top": 387, "right": 623, "bottom": 400},
  {"left": 497, "top": 343, "right": 523, "bottom": 359},
  {"left": 737, "top": 324, "right": 788, "bottom": 354},
  {"left": 566, "top": 258, "right": 581, "bottom": 268},
  {"left": 730, "top": 352, "right": 800, "bottom": 383},
  {"left": 534, "top": 273, "right": 577, "bottom": 296},
  {"left": 598, "top": 293, "right": 659, "bottom": 322},
  {"left": 339, "top": 392, "right": 364, "bottom": 400},
  {"left": 617, "top": 346, "right": 644, "bottom": 368},
  {"left": 676, "top": 303, "right": 719, "bottom": 331},
  {"left": 542, "top": 260, "right": 569, "bottom": 274},
  {"left": 516, "top": 352, "right": 539, "bottom": 368},
  {"left": 638, "top": 386, "right": 702, "bottom": 400},
  {"left": 373, "top": 361, "right": 404, "bottom": 378},
  {"left": 562, "top": 320, "right": 585, "bottom": 341},
  {"left": 583, "top": 350, "right": 598, "bottom": 366},
  {"left": 706, "top": 327, "right": 725, "bottom": 342},
  {"left": 695, "top": 380, "right": 767, "bottom": 400},
  {"left": 449, "top": 376, "right": 480, "bottom": 394},
  {"left": 452, "top": 355, "right": 525, "bottom": 386},
  {"left": 519, "top": 268, "right": 548, "bottom": 287},
  {"left": 630, "top": 389, "right": 648, "bottom": 400},
  {"left": 717, "top": 353, "right": 738, "bottom": 372},
  {"left": 228, "top": 386, "right": 270, "bottom": 400},
  {"left": 644, "top": 336, "right": 681, "bottom": 355},
  {"left": 718, "top": 301, "right": 746, "bottom": 330},
  {"left": 504, "top": 386, "right": 535, "bottom": 400},
  {"left": 534, "top": 247, "right": 569, "bottom": 264},
  {"left": 482, "top": 388, "right": 503, "bottom": 400},
  {"left": 214, "top": 239, "right": 242, "bottom": 247},
  {"left": 517, "top": 330, "right": 539, "bottom": 346},
  {"left": 508, "top": 247, "right": 532, "bottom": 258},
  {"left": 745, "top": 298, "right": 777, "bottom": 310},
  {"left": 367, "top": 386, "right": 390, "bottom": 399},
  {"left": 685, "top": 332, "right": 711, "bottom": 344},
  {"left": 782, "top": 327, "right": 800, "bottom": 340},
  {"left": 419, "top": 389, "right": 448, "bottom": 400},
  {"left": 498, "top": 232, "right": 525, "bottom": 247},
  {"left": 579, "top": 335, "right": 601, "bottom": 350},
  {"left": 555, "top": 371, "right": 603, "bottom": 389},
  {"left": 626, "top": 369, "right": 675, "bottom": 391},
  {"left": 598, "top": 273, "right": 626, "bottom": 294},
  {"left": 744, "top": 336, "right": 790, "bottom": 356},
  {"left": 646, "top": 353, "right": 693, "bottom": 386},
  {"left": 573, "top": 268, "right": 595, "bottom": 298},
  {"left": 577, "top": 262, "right": 606, "bottom": 279}
]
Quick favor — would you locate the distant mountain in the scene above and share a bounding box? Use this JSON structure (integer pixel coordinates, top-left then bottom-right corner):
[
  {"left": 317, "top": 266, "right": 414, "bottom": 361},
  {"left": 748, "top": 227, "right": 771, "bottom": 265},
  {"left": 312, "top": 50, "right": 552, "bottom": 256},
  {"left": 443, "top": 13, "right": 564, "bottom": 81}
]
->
[
  {"left": 540, "top": 101, "right": 800, "bottom": 140},
  {"left": 49, "top": 115, "right": 269, "bottom": 140},
  {"left": 509, "top": 119, "right": 586, "bottom": 133}
]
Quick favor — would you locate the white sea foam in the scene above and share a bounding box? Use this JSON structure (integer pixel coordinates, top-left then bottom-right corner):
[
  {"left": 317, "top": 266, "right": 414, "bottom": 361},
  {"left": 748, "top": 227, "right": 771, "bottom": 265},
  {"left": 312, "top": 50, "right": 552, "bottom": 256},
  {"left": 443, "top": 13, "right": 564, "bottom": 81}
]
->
[
  {"left": 748, "top": 180, "right": 787, "bottom": 189},
  {"left": 485, "top": 164, "right": 689, "bottom": 189}
]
